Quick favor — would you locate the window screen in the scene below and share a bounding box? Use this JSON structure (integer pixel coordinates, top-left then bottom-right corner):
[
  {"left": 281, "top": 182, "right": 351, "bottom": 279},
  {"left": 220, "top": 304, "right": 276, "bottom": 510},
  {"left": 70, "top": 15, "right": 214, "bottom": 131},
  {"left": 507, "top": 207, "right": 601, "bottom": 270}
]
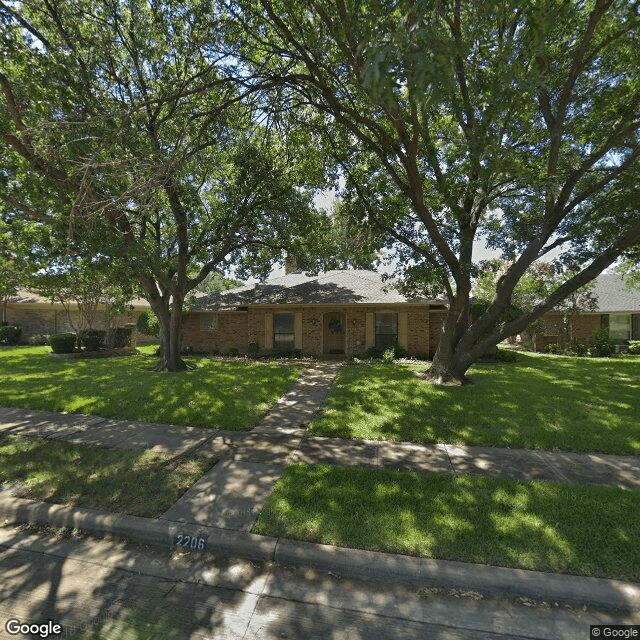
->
[
  {"left": 609, "top": 313, "right": 631, "bottom": 343},
  {"left": 375, "top": 313, "right": 398, "bottom": 349},
  {"left": 274, "top": 313, "right": 295, "bottom": 350}
]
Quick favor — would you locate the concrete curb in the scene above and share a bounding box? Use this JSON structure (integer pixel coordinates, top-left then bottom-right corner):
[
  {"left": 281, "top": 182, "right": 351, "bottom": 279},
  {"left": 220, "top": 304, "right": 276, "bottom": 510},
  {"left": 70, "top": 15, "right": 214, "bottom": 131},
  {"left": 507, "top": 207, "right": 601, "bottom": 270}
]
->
[{"left": 1, "top": 493, "right": 638, "bottom": 612}]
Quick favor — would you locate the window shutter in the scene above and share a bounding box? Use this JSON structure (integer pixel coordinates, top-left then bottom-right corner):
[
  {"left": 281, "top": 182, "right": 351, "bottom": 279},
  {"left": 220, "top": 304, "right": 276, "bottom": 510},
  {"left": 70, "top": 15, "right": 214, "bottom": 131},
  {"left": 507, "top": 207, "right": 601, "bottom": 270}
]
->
[
  {"left": 294, "top": 312, "right": 303, "bottom": 349},
  {"left": 264, "top": 313, "right": 273, "bottom": 350},
  {"left": 601, "top": 314, "right": 610, "bottom": 329},
  {"left": 633, "top": 314, "right": 640, "bottom": 340},
  {"left": 365, "top": 313, "right": 374, "bottom": 349},
  {"left": 398, "top": 312, "right": 408, "bottom": 349}
]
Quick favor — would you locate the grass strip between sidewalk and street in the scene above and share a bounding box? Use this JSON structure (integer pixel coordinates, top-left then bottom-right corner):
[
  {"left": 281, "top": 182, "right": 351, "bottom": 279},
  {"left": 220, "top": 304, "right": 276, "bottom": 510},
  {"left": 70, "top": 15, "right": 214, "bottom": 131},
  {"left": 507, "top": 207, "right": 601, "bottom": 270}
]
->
[
  {"left": 0, "top": 434, "right": 216, "bottom": 518},
  {"left": 309, "top": 353, "right": 640, "bottom": 455},
  {"left": 0, "top": 345, "right": 301, "bottom": 429},
  {"left": 252, "top": 464, "right": 640, "bottom": 582}
]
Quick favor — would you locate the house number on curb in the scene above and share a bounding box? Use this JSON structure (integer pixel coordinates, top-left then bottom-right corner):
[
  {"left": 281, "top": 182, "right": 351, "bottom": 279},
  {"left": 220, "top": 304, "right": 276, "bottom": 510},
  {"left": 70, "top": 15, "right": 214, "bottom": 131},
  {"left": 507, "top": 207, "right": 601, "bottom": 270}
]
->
[{"left": 173, "top": 534, "right": 208, "bottom": 551}]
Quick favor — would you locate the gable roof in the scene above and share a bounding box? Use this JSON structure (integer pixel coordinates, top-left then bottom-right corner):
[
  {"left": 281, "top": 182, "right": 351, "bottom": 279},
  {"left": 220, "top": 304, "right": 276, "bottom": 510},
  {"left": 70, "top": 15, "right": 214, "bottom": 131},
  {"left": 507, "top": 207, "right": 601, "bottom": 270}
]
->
[
  {"left": 4, "top": 288, "right": 150, "bottom": 308},
  {"left": 193, "top": 270, "right": 444, "bottom": 310},
  {"left": 591, "top": 274, "right": 640, "bottom": 313}
]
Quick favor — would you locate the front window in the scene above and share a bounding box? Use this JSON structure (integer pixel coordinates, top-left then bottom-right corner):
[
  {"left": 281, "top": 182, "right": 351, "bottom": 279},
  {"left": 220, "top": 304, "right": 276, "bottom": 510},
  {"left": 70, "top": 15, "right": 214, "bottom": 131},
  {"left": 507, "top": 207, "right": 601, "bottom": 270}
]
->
[
  {"left": 201, "top": 313, "right": 217, "bottom": 330},
  {"left": 274, "top": 313, "right": 295, "bottom": 350},
  {"left": 375, "top": 313, "right": 397, "bottom": 349},
  {"left": 609, "top": 313, "right": 631, "bottom": 343}
]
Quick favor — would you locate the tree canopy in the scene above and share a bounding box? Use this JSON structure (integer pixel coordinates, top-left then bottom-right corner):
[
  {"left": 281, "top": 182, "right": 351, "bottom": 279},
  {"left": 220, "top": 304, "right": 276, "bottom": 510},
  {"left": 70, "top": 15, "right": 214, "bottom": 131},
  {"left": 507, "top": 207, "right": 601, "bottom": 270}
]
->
[
  {"left": 1, "top": 0, "right": 329, "bottom": 369},
  {"left": 230, "top": 0, "right": 640, "bottom": 381}
]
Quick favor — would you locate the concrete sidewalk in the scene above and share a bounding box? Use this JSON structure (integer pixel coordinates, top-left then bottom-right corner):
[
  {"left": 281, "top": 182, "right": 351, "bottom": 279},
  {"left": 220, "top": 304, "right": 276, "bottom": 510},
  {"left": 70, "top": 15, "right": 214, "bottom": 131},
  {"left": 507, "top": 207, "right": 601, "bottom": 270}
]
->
[{"left": 1, "top": 401, "right": 639, "bottom": 489}]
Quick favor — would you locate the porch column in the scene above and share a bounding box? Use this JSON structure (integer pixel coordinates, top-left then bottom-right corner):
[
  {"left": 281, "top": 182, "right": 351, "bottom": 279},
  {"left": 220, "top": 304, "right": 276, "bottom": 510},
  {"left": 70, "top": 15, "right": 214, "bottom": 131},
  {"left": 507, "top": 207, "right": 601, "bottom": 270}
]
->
[
  {"left": 294, "top": 312, "right": 303, "bottom": 350},
  {"left": 264, "top": 312, "right": 273, "bottom": 350},
  {"left": 365, "top": 312, "right": 374, "bottom": 349},
  {"left": 398, "top": 312, "right": 408, "bottom": 350}
]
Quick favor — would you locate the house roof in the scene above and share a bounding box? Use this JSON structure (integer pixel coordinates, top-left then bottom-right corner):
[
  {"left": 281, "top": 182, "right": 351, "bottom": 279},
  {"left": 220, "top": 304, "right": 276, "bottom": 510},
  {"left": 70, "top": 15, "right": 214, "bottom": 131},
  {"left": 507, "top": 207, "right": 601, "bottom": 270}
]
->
[
  {"left": 193, "top": 270, "right": 444, "bottom": 310},
  {"left": 590, "top": 273, "right": 640, "bottom": 313},
  {"left": 5, "top": 288, "right": 150, "bottom": 308}
]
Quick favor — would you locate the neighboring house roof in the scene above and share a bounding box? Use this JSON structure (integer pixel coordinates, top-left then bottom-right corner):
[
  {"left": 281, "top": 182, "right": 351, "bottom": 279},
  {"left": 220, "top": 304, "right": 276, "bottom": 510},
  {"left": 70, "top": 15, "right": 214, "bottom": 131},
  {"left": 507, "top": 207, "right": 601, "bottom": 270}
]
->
[
  {"left": 194, "top": 270, "right": 445, "bottom": 310},
  {"left": 4, "top": 288, "right": 150, "bottom": 309},
  {"left": 590, "top": 274, "right": 640, "bottom": 313}
]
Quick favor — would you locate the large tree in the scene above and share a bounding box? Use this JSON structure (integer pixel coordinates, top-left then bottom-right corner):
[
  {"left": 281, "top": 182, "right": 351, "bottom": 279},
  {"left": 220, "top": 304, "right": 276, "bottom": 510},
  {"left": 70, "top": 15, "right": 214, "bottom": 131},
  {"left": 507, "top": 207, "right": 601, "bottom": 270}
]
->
[
  {"left": 1, "top": 0, "right": 326, "bottom": 370},
  {"left": 231, "top": 0, "right": 640, "bottom": 382}
]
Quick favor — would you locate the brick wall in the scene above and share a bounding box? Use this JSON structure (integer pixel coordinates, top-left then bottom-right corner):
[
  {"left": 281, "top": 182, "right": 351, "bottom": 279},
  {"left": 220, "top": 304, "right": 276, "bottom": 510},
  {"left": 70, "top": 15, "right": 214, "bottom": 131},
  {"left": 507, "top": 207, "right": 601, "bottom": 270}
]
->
[
  {"left": 182, "top": 305, "right": 435, "bottom": 357},
  {"left": 182, "top": 311, "right": 248, "bottom": 353},
  {"left": 407, "top": 309, "right": 430, "bottom": 356},
  {"left": 532, "top": 313, "right": 603, "bottom": 351},
  {"left": 5, "top": 305, "right": 142, "bottom": 340}
]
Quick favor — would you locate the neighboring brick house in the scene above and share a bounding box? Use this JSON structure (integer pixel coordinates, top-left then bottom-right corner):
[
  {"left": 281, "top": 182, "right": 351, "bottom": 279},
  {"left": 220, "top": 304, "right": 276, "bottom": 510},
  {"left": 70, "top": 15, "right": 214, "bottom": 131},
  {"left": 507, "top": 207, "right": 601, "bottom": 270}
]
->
[
  {"left": 533, "top": 274, "right": 640, "bottom": 351},
  {"left": 184, "top": 270, "right": 448, "bottom": 358},
  {"left": 2, "top": 289, "right": 150, "bottom": 340}
]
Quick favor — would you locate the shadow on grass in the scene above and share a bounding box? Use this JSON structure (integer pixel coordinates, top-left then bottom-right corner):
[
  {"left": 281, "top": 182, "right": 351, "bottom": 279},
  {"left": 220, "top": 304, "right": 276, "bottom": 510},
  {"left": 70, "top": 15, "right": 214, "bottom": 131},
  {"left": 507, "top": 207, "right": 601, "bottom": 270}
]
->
[
  {"left": 253, "top": 464, "right": 640, "bottom": 582},
  {"left": 309, "top": 353, "right": 640, "bottom": 454},
  {"left": 0, "top": 346, "right": 301, "bottom": 429},
  {"left": 0, "top": 434, "right": 214, "bottom": 517}
]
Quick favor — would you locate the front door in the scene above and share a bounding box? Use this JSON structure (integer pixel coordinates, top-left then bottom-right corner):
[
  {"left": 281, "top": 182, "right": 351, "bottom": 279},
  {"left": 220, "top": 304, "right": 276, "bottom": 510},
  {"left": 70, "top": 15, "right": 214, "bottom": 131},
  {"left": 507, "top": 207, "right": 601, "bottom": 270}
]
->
[{"left": 323, "top": 312, "right": 345, "bottom": 354}]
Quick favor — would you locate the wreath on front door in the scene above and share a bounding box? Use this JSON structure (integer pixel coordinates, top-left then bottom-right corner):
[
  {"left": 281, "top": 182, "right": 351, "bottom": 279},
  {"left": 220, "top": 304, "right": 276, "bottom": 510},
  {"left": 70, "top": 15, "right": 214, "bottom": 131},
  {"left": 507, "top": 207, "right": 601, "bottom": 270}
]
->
[{"left": 329, "top": 319, "right": 343, "bottom": 334}]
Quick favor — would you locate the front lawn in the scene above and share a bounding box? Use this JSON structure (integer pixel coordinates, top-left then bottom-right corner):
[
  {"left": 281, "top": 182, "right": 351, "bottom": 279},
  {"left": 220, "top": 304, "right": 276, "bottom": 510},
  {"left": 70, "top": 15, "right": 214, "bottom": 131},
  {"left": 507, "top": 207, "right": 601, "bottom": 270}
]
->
[
  {"left": 253, "top": 464, "right": 640, "bottom": 581},
  {"left": 0, "top": 434, "right": 215, "bottom": 517},
  {"left": 309, "top": 352, "right": 640, "bottom": 455},
  {"left": 0, "top": 346, "right": 301, "bottom": 429}
]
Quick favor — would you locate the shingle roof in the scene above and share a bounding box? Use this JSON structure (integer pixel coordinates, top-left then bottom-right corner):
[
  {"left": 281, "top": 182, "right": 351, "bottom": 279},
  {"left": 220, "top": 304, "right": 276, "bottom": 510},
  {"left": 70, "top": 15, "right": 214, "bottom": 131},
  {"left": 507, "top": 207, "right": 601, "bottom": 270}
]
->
[
  {"left": 591, "top": 273, "right": 640, "bottom": 313},
  {"left": 5, "top": 288, "right": 150, "bottom": 308},
  {"left": 193, "top": 270, "right": 442, "bottom": 310}
]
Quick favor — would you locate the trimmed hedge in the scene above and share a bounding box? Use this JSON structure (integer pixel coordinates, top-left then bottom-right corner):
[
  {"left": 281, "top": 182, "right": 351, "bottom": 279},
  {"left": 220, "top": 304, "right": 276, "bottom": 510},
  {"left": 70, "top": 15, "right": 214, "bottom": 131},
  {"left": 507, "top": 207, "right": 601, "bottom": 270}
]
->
[
  {"left": 109, "top": 326, "right": 133, "bottom": 348},
  {"left": 80, "top": 329, "right": 106, "bottom": 352},
  {"left": 49, "top": 332, "right": 77, "bottom": 354},
  {"left": 0, "top": 325, "right": 22, "bottom": 346}
]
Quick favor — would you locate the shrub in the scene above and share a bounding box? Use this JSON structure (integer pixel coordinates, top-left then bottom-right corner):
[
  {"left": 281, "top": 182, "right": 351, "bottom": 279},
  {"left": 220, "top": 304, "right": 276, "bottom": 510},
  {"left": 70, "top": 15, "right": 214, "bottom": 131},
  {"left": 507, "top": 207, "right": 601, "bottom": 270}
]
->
[
  {"left": 272, "top": 349, "right": 302, "bottom": 359},
  {"left": 545, "top": 343, "right": 560, "bottom": 354},
  {"left": 366, "top": 345, "right": 408, "bottom": 360},
  {"left": 28, "top": 334, "right": 49, "bottom": 346},
  {"left": 80, "top": 329, "right": 106, "bottom": 352},
  {"left": 136, "top": 309, "right": 159, "bottom": 336},
  {"left": 495, "top": 347, "right": 517, "bottom": 362},
  {"left": 0, "top": 325, "right": 22, "bottom": 346},
  {"left": 109, "top": 326, "right": 133, "bottom": 348},
  {"left": 248, "top": 341, "right": 260, "bottom": 357},
  {"left": 590, "top": 328, "right": 614, "bottom": 357},
  {"left": 572, "top": 341, "right": 589, "bottom": 357},
  {"left": 49, "top": 332, "right": 77, "bottom": 354},
  {"left": 382, "top": 347, "right": 396, "bottom": 364},
  {"left": 628, "top": 340, "right": 640, "bottom": 355},
  {"left": 228, "top": 347, "right": 240, "bottom": 357}
]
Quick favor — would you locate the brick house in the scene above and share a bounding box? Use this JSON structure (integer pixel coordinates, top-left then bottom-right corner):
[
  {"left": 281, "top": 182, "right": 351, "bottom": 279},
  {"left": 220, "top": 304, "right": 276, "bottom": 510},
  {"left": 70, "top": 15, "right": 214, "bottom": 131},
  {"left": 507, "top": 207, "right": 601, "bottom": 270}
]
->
[
  {"left": 184, "top": 270, "right": 448, "bottom": 358},
  {"left": 2, "top": 289, "right": 150, "bottom": 340},
  {"left": 532, "top": 273, "right": 640, "bottom": 351}
]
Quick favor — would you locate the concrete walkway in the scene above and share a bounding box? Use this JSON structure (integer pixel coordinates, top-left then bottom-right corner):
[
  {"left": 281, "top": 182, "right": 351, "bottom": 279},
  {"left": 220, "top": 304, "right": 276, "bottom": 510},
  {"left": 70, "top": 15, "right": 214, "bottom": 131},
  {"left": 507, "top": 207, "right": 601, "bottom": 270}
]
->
[{"left": 158, "top": 363, "right": 342, "bottom": 530}]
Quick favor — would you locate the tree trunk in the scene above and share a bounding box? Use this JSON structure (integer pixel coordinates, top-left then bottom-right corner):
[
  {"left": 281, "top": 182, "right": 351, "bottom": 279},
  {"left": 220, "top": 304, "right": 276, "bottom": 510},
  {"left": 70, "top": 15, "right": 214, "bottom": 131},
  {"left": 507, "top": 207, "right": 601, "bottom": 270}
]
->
[
  {"left": 423, "top": 302, "right": 476, "bottom": 385},
  {"left": 427, "top": 342, "right": 475, "bottom": 385},
  {"left": 147, "top": 295, "right": 189, "bottom": 372}
]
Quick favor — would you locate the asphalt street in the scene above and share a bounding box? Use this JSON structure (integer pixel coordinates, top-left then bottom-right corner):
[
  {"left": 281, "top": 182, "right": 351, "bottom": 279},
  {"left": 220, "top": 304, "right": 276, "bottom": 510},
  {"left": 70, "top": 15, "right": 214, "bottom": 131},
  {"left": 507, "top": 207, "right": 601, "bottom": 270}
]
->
[{"left": 0, "top": 524, "right": 634, "bottom": 640}]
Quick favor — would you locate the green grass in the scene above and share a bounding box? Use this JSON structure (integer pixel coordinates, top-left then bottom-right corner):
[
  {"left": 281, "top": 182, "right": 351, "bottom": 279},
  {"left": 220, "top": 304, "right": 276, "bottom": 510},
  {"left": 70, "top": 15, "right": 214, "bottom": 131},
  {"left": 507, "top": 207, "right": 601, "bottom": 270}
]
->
[
  {"left": 309, "top": 352, "right": 640, "bottom": 455},
  {"left": 0, "top": 433, "right": 214, "bottom": 517},
  {"left": 253, "top": 464, "right": 640, "bottom": 581},
  {"left": 0, "top": 345, "right": 301, "bottom": 429}
]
